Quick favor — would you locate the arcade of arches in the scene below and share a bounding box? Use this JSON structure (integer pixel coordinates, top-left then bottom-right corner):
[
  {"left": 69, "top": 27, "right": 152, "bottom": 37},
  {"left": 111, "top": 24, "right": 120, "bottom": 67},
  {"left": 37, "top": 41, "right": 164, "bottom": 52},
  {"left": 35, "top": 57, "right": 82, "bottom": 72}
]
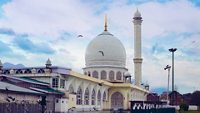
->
[
  {"left": 66, "top": 72, "right": 148, "bottom": 110},
  {"left": 68, "top": 84, "right": 108, "bottom": 106},
  {"left": 84, "top": 70, "right": 123, "bottom": 82}
]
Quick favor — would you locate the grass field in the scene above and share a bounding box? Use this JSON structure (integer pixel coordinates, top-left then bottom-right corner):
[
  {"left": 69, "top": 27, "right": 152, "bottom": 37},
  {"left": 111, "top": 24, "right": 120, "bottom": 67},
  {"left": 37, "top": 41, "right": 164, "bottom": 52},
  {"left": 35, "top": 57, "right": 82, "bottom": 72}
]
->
[{"left": 179, "top": 111, "right": 200, "bottom": 113}]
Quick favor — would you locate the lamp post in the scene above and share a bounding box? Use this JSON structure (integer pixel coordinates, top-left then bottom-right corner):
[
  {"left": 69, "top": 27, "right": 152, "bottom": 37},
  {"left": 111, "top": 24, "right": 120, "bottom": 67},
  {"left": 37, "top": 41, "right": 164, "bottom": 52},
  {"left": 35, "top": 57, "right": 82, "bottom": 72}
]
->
[
  {"left": 169, "top": 48, "right": 177, "bottom": 105},
  {"left": 164, "top": 65, "right": 171, "bottom": 104}
]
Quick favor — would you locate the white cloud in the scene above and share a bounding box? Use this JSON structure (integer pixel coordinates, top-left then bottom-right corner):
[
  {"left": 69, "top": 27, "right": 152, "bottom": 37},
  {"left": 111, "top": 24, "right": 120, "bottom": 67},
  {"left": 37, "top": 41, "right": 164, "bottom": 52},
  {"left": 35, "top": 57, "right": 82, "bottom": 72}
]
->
[{"left": 0, "top": 0, "right": 100, "bottom": 39}]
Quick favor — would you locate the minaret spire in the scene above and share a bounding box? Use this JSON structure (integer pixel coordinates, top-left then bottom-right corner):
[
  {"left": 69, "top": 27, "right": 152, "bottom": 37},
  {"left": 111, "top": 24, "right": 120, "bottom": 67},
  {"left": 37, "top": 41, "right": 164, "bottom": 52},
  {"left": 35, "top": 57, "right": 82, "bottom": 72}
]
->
[
  {"left": 104, "top": 14, "right": 108, "bottom": 31},
  {"left": 133, "top": 9, "right": 143, "bottom": 87}
]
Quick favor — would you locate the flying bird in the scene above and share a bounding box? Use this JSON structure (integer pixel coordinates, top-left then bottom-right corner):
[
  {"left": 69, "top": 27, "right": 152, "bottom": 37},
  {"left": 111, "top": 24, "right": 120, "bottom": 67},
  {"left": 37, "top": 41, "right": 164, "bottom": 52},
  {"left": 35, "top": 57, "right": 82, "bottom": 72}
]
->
[
  {"left": 77, "top": 35, "right": 83, "bottom": 38},
  {"left": 8, "top": 96, "right": 15, "bottom": 101},
  {"left": 98, "top": 51, "right": 104, "bottom": 56},
  {"left": 191, "top": 40, "right": 195, "bottom": 43},
  {"left": 5, "top": 87, "right": 8, "bottom": 91}
]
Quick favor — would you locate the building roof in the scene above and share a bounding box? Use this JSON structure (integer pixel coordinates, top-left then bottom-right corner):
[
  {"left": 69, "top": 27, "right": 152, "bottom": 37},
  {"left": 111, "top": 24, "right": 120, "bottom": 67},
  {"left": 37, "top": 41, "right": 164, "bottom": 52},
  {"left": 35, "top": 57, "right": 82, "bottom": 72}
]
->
[
  {"left": 3, "top": 66, "right": 71, "bottom": 75},
  {"left": 0, "top": 81, "right": 43, "bottom": 95},
  {"left": 19, "top": 76, "right": 49, "bottom": 85},
  {"left": 3, "top": 66, "right": 70, "bottom": 70},
  {"left": 0, "top": 75, "right": 49, "bottom": 86},
  {"left": 30, "top": 87, "right": 64, "bottom": 95},
  {"left": 0, "top": 75, "right": 64, "bottom": 95}
]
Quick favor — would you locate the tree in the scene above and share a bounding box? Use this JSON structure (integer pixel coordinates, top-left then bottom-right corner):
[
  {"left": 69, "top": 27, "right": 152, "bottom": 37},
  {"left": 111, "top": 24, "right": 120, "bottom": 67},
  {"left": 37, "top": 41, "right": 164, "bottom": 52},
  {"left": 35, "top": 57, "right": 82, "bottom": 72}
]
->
[
  {"left": 179, "top": 102, "right": 189, "bottom": 111},
  {"left": 191, "top": 91, "right": 200, "bottom": 110},
  {"left": 38, "top": 96, "right": 46, "bottom": 113}
]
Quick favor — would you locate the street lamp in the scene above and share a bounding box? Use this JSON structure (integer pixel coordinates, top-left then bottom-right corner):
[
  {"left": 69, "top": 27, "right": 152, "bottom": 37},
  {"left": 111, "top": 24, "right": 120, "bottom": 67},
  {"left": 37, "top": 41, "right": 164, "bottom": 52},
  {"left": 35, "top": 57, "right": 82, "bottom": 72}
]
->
[
  {"left": 169, "top": 48, "right": 177, "bottom": 105},
  {"left": 164, "top": 65, "right": 171, "bottom": 104}
]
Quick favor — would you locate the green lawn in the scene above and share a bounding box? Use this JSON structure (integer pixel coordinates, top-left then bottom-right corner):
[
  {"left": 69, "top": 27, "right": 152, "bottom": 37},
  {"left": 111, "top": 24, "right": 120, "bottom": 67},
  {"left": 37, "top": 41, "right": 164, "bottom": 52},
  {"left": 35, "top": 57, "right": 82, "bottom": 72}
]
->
[{"left": 179, "top": 111, "right": 200, "bottom": 113}]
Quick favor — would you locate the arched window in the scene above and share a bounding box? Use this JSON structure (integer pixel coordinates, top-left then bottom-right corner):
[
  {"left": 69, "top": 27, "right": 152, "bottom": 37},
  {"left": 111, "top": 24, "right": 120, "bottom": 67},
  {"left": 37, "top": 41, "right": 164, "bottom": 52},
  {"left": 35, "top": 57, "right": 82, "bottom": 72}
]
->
[
  {"left": 16, "top": 69, "right": 23, "bottom": 74},
  {"left": 92, "top": 71, "right": 98, "bottom": 78},
  {"left": 103, "top": 91, "right": 106, "bottom": 101},
  {"left": 91, "top": 89, "right": 96, "bottom": 105},
  {"left": 76, "top": 86, "right": 82, "bottom": 105},
  {"left": 97, "top": 90, "right": 101, "bottom": 105},
  {"left": 111, "top": 92, "right": 123, "bottom": 109},
  {"left": 84, "top": 88, "right": 89, "bottom": 105},
  {"left": 69, "top": 84, "right": 74, "bottom": 94},
  {"left": 116, "top": 71, "right": 122, "bottom": 80},
  {"left": 101, "top": 70, "right": 107, "bottom": 80},
  {"left": 109, "top": 71, "right": 114, "bottom": 81},
  {"left": 3, "top": 70, "right": 10, "bottom": 74},
  {"left": 38, "top": 69, "right": 45, "bottom": 73},
  {"left": 24, "top": 69, "right": 31, "bottom": 74}
]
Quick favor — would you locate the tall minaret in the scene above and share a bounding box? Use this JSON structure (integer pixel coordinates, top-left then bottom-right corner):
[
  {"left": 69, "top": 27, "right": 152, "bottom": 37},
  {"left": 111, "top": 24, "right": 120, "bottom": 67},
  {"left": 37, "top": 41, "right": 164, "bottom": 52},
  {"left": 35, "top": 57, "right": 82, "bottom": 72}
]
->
[{"left": 133, "top": 9, "right": 143, "bottom": 87}]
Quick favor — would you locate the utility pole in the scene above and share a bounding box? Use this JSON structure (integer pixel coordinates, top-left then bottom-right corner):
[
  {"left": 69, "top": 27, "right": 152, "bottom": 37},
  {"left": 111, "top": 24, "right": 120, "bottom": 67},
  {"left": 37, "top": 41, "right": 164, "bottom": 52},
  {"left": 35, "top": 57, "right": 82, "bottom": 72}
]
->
[
  {"left": 164, "top": 65, "right": 171, "bottom": 104},
  {"left": 169, "top": 48, "right": 177, "bottom": 105}
]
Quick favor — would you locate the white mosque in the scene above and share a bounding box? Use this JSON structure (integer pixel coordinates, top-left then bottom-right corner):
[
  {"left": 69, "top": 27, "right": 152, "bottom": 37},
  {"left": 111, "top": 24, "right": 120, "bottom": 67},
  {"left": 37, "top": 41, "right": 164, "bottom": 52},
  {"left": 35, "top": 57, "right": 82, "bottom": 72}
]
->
[{"left": 0, "top": 10, "right": 149, "bottom": 112}]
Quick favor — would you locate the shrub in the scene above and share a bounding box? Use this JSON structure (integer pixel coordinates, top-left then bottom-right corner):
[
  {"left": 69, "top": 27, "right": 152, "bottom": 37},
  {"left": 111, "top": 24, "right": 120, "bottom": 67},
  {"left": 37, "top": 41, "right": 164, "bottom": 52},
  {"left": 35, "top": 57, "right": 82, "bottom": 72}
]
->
[{"left": 180, "top": 103, "right": 189, "bottom": 111}]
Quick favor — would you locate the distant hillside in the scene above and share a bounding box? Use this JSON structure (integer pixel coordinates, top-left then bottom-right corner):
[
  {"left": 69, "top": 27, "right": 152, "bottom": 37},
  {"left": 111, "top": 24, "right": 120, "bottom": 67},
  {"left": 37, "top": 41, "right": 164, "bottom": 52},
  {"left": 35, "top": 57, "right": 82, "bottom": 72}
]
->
[{"left": 3, "top": 62, "right": 25, "bottom": 68}]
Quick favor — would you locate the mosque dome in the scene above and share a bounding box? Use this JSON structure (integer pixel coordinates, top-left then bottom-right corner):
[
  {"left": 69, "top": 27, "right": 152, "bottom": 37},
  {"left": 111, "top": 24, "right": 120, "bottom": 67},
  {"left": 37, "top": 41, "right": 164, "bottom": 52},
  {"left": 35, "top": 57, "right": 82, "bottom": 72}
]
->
[{"left": 85, "top": 31, "right": 126, "bottom": 67}]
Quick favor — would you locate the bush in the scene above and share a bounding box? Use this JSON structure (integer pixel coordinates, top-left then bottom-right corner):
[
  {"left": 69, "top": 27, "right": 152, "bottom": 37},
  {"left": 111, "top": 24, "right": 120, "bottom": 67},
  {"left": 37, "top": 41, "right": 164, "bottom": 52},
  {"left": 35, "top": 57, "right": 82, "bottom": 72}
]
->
[{"left": 180, "top": 103, "right": 189, "bottom": 111}]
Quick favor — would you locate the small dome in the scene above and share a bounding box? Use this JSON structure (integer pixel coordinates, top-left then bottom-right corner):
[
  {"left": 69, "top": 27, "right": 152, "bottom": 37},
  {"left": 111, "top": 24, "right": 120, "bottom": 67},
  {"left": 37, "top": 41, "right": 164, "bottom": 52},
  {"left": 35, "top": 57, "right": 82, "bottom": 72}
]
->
[
  {"left": 124, "top": 71, "right": 131, "bottom": 77},
  {"left": 31, "top": 68, "right": 36, "bottom": 73},
  {"left": 134, "top": 9, "right": 141, "bottom": 17},
  {"left": 46, "top": 58, "right": 51, "bottom": 65},
  {"left": 10, "top": 69, "right": 14, "bottom": 74},
  {"left": 85, "top": 31, "right": 126, "bottom": 67},
  {"left": 46, "top": 58, "right": 52, "bottom": 67}
]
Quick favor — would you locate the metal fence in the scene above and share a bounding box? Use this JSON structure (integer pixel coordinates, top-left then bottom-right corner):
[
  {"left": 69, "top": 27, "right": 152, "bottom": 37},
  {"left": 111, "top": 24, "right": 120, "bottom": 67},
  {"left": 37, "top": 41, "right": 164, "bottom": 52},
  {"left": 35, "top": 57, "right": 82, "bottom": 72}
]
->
[
  {"left": 130, "top": 101, "right": 176, "bottom": 113},
  {"left": 0, "top": 103, "right": 42, "bottom": 113},
  {"left": 131, "top": 108, "right": 176, "bottom": 113}
]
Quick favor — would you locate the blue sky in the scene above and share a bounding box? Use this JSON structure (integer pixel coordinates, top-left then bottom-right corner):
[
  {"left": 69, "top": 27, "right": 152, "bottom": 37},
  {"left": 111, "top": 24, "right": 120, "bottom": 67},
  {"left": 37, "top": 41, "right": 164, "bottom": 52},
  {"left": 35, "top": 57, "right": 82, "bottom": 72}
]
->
[{"left": 0, "top": 0, "right": 200, "bottom": 94}]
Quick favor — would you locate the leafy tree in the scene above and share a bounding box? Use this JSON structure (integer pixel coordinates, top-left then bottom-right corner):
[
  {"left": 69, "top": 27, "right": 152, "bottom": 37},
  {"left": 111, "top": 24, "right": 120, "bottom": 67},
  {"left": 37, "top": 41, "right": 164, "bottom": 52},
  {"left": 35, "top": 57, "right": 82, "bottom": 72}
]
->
[
  {"left": 38, "top": 96, "right": 46, "bottom": 113},
  {"left": 179, "top": 102, "right": 189, "bottom": 111},
  {"left": 191, "top": 91, "right": 200, "bottom": 110}
]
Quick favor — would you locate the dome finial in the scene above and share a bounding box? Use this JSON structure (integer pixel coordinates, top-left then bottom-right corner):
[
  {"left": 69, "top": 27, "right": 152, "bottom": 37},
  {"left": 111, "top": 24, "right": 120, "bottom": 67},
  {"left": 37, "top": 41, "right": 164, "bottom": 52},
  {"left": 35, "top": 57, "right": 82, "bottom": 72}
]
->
[{"left": 104, "top": 14, "right": 108, "bottom": 31}]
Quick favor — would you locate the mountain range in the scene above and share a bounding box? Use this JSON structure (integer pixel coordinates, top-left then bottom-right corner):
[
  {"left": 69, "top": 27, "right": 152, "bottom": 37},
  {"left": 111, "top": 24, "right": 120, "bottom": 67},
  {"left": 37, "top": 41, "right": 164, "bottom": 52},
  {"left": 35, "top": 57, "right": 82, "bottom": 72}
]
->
[{"left": 3, "top": 62, "right": 25, "bottom": 68}]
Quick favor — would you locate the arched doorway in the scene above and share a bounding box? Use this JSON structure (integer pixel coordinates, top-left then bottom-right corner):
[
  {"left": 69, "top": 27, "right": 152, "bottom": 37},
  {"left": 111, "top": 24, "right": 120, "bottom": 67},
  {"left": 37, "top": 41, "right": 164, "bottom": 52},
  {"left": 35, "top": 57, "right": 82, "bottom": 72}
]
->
[{"left": 111, "top": 92, "right": 123, "bottom": 109}]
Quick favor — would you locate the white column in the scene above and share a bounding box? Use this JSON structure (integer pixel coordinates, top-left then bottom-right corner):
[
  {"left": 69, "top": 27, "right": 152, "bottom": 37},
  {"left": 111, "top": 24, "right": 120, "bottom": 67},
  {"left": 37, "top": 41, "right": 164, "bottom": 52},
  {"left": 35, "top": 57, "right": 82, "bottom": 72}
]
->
[
  {"left": 114, "top": 71, "right": 116, "bottom": 80},
  {"left": 106, "top": 70, "right": 109, "bottom": 80},
  {"left": 100, "top": 93, "right": 103, "bottom": 110},
  {"left": 98, "top": 70, "right": 100, "bottom": 79},
  {"left": 95, "top": 89, "right": 98, "bottom": 107},
  {"left": 89, "top": 90, "right": 92, "bottom": 106}
]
